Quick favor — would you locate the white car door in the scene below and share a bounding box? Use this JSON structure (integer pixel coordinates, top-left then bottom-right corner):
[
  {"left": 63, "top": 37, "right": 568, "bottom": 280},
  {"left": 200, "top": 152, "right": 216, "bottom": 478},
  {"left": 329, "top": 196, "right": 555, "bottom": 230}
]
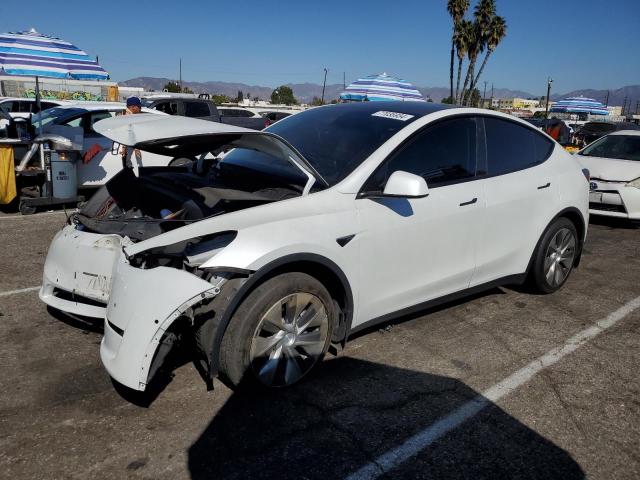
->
[
  {"left": 471, "top": 116, "right": 560, "bottom": 286},
  {"left": 354, "top": 116, "right": 484, "bottom": 326},
  {"left": 80, "top": 110, "right": 171, "bottom": 187}
]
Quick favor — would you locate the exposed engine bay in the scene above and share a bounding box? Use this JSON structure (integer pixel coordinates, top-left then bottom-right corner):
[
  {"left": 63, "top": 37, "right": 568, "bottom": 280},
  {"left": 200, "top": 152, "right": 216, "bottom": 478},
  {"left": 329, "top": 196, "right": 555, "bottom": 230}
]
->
[{"left": 73, "top": 150, "right": 307, "bottom": 242}]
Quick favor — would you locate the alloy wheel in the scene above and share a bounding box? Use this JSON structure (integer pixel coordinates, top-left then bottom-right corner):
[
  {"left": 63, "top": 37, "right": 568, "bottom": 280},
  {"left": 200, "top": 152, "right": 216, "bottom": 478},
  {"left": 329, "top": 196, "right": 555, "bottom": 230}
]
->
[
  {"left": 250, "top": 292, "right": 329, "bottom": 387},
  {"left": 543, "top": 227, "right": 576, "bottom": 288}
]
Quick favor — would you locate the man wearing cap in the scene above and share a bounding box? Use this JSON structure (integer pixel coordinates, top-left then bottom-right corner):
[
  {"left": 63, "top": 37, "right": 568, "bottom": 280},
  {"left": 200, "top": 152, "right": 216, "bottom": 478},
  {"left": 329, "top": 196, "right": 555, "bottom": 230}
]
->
[
  {"left": 120, "top": 96, "right": 143, "bottom": 167},
  {"left": 83, "top": 96, "right": 144, "bottom": 165},
  {"left": 125, "top": 96, "right": 142, "bottom": 114}
]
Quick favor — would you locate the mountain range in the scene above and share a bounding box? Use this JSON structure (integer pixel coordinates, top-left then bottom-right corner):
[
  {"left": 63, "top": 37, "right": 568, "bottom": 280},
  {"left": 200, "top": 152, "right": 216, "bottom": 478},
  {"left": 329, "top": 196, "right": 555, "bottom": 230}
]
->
[{"left": 119, "top": 77, "right": 639, "bottom": 107}]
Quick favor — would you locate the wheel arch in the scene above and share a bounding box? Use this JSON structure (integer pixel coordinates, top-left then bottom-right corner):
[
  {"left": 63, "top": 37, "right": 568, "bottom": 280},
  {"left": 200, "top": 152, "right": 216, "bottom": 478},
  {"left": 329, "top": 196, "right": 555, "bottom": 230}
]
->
[
  {"left": 526, "top": 206, "right": 586, "bottom": 276},
  {"left": 204, "top": 253, "right": 354, "bottom": 381}
]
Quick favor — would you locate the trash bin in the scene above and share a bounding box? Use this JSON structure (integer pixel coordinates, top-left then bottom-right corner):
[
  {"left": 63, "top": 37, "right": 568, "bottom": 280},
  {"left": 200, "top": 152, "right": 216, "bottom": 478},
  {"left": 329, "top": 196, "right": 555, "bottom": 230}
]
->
[{"left": 51, "top": 151, "right": 78, "bottom": 199}]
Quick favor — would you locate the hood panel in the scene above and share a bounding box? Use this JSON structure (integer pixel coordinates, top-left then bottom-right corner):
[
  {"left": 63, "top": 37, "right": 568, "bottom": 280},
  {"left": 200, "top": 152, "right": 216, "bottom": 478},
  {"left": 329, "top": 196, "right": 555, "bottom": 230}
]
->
[{"left": 578, "top": 155, "right": 640, "bottom": 182}]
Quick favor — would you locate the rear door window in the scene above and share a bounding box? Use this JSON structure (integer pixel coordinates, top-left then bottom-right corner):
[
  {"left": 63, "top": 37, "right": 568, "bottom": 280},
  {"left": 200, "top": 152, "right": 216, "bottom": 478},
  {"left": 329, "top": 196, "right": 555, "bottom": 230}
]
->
[
  {"left": 153, "top": 101, "right": 178, "bottom": 115},
  {"left": 363, "top": 116, "right": 478, "bottom": 192},
  {"left": 483, "top": 117, "right": 554, "bottom": 176},
  {"left": 184, "top": 101, "right": 211, "bottom": 118}
]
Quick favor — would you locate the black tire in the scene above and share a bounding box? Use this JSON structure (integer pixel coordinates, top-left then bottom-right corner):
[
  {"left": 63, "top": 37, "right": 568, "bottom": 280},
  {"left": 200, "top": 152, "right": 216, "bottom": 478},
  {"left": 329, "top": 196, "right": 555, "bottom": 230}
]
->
[
  {"left": 218, "top": 272, "right": 335, "bottom": 389},
  {"left": 529, "top": 217, "right": 578, "bottom": 294}
]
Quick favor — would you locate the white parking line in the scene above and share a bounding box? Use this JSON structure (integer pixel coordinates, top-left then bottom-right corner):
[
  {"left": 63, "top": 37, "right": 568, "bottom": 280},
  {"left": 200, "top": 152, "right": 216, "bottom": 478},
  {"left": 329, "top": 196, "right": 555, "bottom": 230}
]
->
[
  {"left": 0, "top": 286, "right": 41, "bottom": 297},
  {"left": 346, "top": 295, "right": 640, "bottom": 480}
]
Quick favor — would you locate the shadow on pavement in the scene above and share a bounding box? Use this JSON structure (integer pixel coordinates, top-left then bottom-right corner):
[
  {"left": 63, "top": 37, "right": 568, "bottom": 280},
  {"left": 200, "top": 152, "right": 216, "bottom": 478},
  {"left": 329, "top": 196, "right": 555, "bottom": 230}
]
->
[
  {"left": 188, "top": 357, "right": 584, "bottom": 480},
  {"left": 589, "top": 215, "right": 639, "bottom": 230}
]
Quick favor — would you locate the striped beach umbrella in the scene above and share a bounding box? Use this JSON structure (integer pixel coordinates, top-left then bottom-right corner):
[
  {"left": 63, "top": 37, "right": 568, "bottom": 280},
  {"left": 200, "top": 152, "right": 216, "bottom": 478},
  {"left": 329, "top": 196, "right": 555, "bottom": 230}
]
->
[
  {"left": 0, "top": 28, "right": 109, "bottom": 80},
  {"left": 549, "top": 96, "right": 608, "bottom": 115},
  {"left": 340, "top": 72, "right": 425, "bottom": 102}
]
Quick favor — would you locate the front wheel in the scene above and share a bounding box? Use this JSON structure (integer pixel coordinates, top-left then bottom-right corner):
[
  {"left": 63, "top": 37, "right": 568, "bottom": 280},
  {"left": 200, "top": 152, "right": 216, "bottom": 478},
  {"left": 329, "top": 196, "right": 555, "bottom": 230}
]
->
[
  {"left": 529, "top": 217, "right": 578, "bottom": 293},
  {"left": 218, "top": 272, "right": 335, "bottom": 389}
]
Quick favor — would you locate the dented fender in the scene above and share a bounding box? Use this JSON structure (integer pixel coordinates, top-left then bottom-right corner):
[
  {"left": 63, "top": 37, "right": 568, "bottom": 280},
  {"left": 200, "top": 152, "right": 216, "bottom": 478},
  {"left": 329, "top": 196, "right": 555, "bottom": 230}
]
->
[{"left": 100, "top": 253, "right": 219, "bottom": 390}]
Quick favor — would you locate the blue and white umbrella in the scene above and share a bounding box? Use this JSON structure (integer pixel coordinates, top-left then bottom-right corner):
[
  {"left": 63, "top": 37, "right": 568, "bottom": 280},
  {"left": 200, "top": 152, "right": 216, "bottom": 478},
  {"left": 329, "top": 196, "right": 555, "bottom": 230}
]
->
[
  {"left": 340, "top": 72, "right": 425, "bottom": 102},
  {"left": 549, "top": 96, "right": 608, "bottom": 115},
  {"left": 0, "top": 28, "right": 109, "bottom": 80}
]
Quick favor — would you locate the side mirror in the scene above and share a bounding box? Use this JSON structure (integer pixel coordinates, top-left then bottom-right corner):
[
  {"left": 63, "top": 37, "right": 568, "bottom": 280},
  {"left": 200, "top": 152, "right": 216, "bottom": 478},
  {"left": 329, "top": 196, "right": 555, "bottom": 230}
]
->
[
  {"left": 111, "top": 141, "right": 121, "bottom": 155},
  {"left": 382, "top": 171, "right": 429, "bottom": 198}
]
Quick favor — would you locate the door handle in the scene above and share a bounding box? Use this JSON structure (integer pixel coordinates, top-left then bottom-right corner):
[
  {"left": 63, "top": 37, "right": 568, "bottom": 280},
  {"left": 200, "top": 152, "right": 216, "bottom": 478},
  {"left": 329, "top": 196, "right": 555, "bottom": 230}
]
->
[
  {"left": 537, "top": 182, "right": 551, "bottom": 189},
  {"left": 459, "top": 197, "right": 477, "bottom": 206}
]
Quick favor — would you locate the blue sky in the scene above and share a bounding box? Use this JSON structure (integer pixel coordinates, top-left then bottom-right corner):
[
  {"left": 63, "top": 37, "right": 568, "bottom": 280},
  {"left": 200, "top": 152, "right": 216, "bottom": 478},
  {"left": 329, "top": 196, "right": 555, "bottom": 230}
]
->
[{"left": 1, "top": 0, "right": 638, "bottom": 95}]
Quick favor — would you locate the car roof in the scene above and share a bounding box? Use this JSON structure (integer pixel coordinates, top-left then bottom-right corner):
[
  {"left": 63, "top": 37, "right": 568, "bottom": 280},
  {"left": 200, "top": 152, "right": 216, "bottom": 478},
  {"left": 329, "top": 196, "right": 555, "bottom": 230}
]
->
[
  {"left": 324, "top": 101, "right": 454, "bottom": 117},
  {"left": 0, "top": 97, "right": 63, "bottom": 103}
]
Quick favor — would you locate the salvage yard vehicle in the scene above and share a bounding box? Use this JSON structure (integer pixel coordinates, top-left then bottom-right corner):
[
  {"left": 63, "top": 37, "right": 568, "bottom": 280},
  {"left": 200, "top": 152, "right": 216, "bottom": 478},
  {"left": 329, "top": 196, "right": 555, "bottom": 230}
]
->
[
  {"left": 577, "top": 130, "right": 640, "bottom": 220},
  {"left": 40, "top": 102, "right": 589, "bottom": 392},
  {"left": 18, "top": 103, "right": 171, "bottom": 188}
]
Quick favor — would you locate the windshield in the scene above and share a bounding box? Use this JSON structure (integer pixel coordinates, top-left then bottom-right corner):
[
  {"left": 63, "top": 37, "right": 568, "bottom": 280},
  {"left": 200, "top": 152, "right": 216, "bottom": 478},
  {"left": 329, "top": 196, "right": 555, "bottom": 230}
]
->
[
  {"left": 31, "top": 107, "right": 85, "bottom": 128},
  {"left": 264, "top": 104, "right": 423, "bottom": 186},
  {"left": 580, "top": 135, "right": 640, "bottom": 161}
]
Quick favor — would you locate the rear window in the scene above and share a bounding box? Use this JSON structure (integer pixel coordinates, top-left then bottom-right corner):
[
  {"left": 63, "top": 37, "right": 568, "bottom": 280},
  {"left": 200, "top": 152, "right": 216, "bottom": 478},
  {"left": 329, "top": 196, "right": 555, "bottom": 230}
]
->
[
  {"left": 484, "top": 117, "right": 554, "bottom": 176},
  {"left": 184, "top": 101, "right": 211, "bottom": 118}
]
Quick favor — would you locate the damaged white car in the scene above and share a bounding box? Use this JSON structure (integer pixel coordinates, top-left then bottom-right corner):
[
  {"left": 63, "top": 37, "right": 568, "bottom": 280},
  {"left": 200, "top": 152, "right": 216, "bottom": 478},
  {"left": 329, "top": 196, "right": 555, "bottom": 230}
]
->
[{"left": 40, "top": 103, "right": 589, "bottom": 391}]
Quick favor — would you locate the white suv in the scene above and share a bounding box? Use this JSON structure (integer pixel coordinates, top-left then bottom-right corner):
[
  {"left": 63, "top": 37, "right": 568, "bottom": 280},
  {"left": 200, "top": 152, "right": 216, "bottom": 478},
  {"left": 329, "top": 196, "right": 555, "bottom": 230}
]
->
[{"left": 41, "top": 103, "right": 589, "bottom": 392}]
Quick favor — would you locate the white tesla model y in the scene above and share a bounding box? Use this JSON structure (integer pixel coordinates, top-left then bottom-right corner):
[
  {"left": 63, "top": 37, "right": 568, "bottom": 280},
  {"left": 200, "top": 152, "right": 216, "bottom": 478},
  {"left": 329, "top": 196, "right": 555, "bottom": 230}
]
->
[{"left": 40, "top": 102, "right": 589, "bottom": 391}]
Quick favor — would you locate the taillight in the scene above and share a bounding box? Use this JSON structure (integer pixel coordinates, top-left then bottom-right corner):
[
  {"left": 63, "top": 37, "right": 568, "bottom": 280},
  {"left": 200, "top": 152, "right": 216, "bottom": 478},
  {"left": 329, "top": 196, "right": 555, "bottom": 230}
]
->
[{"left": 581, "top": 168, "right": 590, "bottom": 182}]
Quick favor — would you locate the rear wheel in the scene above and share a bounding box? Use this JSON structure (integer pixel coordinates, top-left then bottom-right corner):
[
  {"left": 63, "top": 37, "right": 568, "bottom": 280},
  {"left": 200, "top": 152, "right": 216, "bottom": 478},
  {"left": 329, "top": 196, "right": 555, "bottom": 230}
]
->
[
  {"left": 529, "top": 217, "right": 578, "bottom": 293},
  {"left": 219, "top": 272, "right": 334, "bottom": 389}
]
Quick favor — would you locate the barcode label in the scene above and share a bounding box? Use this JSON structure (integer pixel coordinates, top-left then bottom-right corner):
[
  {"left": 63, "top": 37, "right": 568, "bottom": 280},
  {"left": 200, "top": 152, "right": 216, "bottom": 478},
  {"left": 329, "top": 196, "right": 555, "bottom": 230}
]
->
[{"left": 371, "top": 111, "right": 415, "bottom": 121}]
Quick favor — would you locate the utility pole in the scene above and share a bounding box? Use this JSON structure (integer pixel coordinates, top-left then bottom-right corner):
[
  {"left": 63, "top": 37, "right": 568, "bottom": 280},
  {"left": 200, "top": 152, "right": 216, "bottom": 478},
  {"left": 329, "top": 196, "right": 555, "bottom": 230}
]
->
[
  {"left": 544, "top": 77, "right": 553, "bottom": 120},
  {"left": 635, "top": 100, "right": 639, "bottom": 115},
  {"left": 622, "top": 95, "right": 628, "bottom": 115},
  {"left": 321, "top": 68, "right": 328, "bottom": 104},
  {"left": 179, "top": 58, "right": 182, "bottom": 93},
  {"left": 343, "top": 71, "right": 346, "bottom": 90},
  {"left": 604, "top": 90, "right": 609, "bottom": 107},
  {"left": 482, "top": 81, "right": 487, "bottom": 107}
]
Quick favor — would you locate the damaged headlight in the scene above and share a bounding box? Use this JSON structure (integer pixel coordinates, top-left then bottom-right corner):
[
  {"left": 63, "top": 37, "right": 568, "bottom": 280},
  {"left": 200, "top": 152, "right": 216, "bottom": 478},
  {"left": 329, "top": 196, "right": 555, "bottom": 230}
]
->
[
  {"left": 626, "top": 177, "right": 640, "bottom": 189},
  {"left": 128, "top": 231, "right": 237, "bottom": 270}
]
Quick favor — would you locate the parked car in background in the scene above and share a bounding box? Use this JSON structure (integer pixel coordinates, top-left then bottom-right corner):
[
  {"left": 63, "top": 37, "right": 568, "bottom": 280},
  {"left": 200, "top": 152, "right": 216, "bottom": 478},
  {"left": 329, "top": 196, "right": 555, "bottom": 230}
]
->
[
  {"left": 20, "top": 104, "right": 170, "bottom": 187},
  {"left": 0, "top": 97, "right": 64, "bottom": 120},
  {"left": 142, "top": 95, "right": 269, "bottom": 130},
  {"left": 577, "top": 130, "right": 640, "bottom": 220},
  {"left": 40, "top": 102, "right": 589, "bottom": 393},
  {"left": 259, "top": 110, "right": 294, "bottom": 123},
  {"left": 573, "top": 121, "right": 640, "bottom": 147}
]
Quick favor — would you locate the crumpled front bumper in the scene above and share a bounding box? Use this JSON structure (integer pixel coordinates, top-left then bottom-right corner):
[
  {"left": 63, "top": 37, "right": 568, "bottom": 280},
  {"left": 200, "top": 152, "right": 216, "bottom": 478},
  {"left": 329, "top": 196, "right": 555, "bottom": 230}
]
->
[
  {"left": 39, "top": 225, "right": 125, "bottom": 318},
  {"left": 589, "top": 180, "right": 640, "bottom": 220},
  {"left": 100, "top": 253, "right": 218, "bottom": 391}
]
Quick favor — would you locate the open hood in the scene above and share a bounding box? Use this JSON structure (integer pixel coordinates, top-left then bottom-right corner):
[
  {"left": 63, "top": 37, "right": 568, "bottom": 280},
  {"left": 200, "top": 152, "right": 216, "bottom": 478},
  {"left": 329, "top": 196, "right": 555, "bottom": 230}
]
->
[{"left": 93, "top": 114, "right": 327, "bottom": 187}]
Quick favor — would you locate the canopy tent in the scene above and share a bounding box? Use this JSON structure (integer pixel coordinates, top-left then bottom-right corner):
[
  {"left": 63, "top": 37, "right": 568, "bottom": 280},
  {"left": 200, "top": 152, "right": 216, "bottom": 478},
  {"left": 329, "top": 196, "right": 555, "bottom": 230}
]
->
[
  {"left": 340, "top": 73, "right": 425, "bottom": 102},
  {"left": 0, "top": 28, "right": 109, "bottom": 80},
  {"left": 549, "top": 96, "right": 608, "bottom": 115}
]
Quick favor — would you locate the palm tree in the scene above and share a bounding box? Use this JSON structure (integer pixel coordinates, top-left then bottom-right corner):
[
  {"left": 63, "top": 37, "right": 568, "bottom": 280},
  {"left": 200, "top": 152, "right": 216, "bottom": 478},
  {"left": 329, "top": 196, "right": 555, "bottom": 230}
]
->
[
  {"left": 447, "top": 0, "right": 470, "bottom": 104},
  {"left": 459, "top": 22, "right": 482, "bottom": 106},
  {"left": 470, "top": 15, "right": 507, "bottom": 96},
  {"left": 454, "top": 19, "right": 473, "bottom": 104},
  {"left": 462, "top": 0, "right": 495, "bottom": 105}
]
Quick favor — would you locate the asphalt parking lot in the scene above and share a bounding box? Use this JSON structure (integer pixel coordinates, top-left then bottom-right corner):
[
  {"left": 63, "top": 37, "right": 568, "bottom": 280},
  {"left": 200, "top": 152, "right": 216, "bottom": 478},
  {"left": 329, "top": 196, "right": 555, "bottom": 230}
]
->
[{"left": 0, "top": 211, "right": 639, "bottom": 480}]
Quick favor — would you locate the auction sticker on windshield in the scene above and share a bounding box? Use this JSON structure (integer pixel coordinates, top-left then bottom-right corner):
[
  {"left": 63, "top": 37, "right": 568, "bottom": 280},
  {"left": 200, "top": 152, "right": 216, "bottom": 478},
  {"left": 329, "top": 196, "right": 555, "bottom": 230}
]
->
[{"left": 371, "top": 111, "right": 415, "bottom": 121}]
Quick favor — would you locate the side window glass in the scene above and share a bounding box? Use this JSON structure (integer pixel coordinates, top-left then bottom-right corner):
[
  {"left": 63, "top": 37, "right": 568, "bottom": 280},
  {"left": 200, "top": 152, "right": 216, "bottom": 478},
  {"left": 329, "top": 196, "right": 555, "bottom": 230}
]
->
[
  {"left": 19, "top": 101, "right": 33, "bottom": 113},
  {"left": 88, "top": 111, "right": 115, "bottom": 133},
  {"left": 364, "top": 117, "right": 477, "bottom": 192},
  {"left": 484, "top": 117, "right": 553, "bottom": 176},
  {"left": 63, "top": 116, "right": 83, "bottom": 128},
  {"left": 154, "top": 101, "right": 178, "bottom": 115},
  {"left": 185, "top": 101, "right": 210, "bottom": 117}
]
